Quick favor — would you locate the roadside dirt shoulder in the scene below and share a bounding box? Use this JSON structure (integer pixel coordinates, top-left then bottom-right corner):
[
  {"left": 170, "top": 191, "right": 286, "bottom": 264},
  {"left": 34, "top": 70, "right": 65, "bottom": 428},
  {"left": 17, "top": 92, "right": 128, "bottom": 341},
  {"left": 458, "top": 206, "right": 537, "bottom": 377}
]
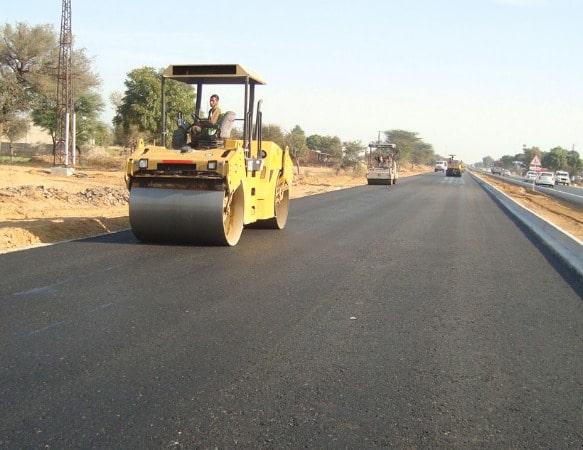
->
[{"left": 472, "top": 172, "right": 583, "bottom": 241}]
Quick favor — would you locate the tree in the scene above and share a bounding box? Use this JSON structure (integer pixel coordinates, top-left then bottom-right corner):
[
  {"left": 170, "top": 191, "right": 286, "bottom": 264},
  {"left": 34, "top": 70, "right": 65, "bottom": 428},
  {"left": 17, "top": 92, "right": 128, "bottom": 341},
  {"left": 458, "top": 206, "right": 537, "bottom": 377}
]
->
[
  {"left": 542, "top": 147, "right": 568, "bottom": 171},
  {"left": 307, "top": 134, "right": 342, "bottom": 160},
  {"left": 521, "top": 146, "right": 542, "bottom": 168},
  {"left": 0, "top": 23, "right": 57, "bottom": 106},
  {"left": 566, "top": 150, "right": 582, "bottom": 176},
  {"left": 261, "top": 123, "right": 285, "bottom": 149},
  {"left": 1, "top": 113, "right": 28, "bottom": 161},
  {"left": 410, "top": 141, "right": 434, "bottom": 166},
  {"left": 91, "top": 122, "right": 113, "bottom": 147},
  {"left": 0, "top": 23, "right": 57, "bottom": 144},
  {"left": 482, "top": 156, "right": 494, "bottom": 167},
  {"left": 113, "top": 66, "right": 196, "bottom": 145},
  {"left": 32, "top": 86, "right": 105, "bottom": 152},
  {"left": 384, "top": 129, "right": 436, "bottom": 166},
  {"left": 285, "top": 125, "right": 308, "bottom": 173},
  {"left": 342, "top": 140, "right": 365, "bottom": 167},
  {"left": 500, "top": 155, "right": 515, "bottom": 169},
  {"left": 0, "top": 78, "right": 21, "bottom": 149},
  {"left": 306, "top": 134, "right": 323, "bottom": 152},
  {"left": 1, "top": 22, "right": 105, "bottom": 155}
]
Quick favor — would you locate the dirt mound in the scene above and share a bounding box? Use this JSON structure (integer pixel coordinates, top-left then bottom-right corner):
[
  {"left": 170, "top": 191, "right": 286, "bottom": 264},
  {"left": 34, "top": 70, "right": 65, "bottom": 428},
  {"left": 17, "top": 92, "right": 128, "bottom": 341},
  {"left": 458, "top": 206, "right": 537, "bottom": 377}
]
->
[{"left": 2, "top": 185, "right": 129, "bottom": 207}]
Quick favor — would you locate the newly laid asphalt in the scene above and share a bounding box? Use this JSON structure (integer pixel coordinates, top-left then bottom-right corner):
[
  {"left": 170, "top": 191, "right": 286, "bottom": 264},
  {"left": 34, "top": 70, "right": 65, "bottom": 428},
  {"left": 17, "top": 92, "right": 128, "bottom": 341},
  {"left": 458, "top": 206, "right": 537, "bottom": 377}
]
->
[{"left": 1, "top": 172, "right": 581, "bottom": 448}]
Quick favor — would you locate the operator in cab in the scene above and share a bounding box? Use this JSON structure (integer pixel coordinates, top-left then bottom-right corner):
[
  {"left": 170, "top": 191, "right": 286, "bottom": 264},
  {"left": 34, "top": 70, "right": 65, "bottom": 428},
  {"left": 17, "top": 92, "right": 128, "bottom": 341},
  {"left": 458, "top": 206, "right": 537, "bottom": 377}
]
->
[{"left": 190, "top": 94, "right": 222, "bottom": 142}]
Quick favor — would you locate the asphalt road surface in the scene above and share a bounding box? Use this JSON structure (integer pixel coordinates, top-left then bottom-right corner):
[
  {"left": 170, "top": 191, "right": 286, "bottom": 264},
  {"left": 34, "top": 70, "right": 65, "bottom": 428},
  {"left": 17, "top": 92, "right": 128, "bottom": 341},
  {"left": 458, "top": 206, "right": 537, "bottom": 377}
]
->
[{"left": 1, "top": 172, "right": 582, "bottom": 449}]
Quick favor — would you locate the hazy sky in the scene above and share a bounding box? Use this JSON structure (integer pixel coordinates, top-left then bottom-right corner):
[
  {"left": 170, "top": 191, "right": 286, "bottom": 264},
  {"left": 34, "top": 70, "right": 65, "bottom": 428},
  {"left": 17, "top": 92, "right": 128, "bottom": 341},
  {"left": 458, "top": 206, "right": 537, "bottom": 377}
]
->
[{"left": 4, "top": 0, "right": 582, "bottom": 163}]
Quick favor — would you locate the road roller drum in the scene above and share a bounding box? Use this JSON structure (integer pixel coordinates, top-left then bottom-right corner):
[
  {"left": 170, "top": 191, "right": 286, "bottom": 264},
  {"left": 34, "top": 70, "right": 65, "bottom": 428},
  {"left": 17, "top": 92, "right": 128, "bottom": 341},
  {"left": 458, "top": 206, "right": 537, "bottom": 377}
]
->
[{"left": 129, "top": 188, "right": 243, "bottom": 246}]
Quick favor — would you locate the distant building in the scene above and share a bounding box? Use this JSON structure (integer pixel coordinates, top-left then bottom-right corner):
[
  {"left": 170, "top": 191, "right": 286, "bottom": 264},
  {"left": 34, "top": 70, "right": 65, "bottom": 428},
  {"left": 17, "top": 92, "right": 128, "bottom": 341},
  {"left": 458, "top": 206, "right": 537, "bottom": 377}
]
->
[
  {"left": 303, "top": 149, "right": 335, "bottom": 165},
  {"left": 1, "top": 124, "right": 53, "bottom": 156}
]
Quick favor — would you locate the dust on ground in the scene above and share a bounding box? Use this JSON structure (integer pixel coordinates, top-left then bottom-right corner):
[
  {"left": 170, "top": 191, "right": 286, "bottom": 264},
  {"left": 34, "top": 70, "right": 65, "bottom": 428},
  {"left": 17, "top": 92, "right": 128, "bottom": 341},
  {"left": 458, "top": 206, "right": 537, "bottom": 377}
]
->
[{"left": 0, "top": 160, "right": 581, "bottom": 253}]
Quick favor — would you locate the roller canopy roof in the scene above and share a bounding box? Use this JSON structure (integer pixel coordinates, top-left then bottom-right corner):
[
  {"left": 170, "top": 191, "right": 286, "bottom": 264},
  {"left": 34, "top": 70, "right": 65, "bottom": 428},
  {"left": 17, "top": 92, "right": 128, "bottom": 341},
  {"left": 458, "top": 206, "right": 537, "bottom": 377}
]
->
[
  {"left": 369, "top": 143, "right": 397, "bottom": 149},
  {"left": 162, "top": 64, "right": 266, "bottom": 85}
]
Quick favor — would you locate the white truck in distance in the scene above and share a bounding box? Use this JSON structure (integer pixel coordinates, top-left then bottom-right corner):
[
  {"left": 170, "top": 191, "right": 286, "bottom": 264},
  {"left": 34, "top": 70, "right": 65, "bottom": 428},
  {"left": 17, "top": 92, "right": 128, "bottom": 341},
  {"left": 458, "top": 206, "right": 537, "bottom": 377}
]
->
[
  {"left": 435, "top": 161, "right": 447, "bottom": 172},
  {"left": 555, "top": 170, "right": 570, "bottom": 186}
]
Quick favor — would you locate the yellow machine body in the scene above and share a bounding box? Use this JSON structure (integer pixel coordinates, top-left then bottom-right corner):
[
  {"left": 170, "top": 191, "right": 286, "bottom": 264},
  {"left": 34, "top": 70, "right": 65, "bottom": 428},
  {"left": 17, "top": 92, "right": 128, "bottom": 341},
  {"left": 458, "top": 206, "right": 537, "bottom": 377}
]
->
[
  {"left": 124, "top": 64, "right": 294, "bottom": 246},
  {"left": 445, "top": 156, "right": 464, "bottom": 177}
]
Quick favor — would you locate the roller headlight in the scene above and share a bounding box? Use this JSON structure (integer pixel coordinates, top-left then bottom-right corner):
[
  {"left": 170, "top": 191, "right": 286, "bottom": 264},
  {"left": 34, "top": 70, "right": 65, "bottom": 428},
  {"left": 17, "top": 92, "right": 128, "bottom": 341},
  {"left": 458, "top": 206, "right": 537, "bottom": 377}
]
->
[
  {"left": 138, "top": 158, "right": 148, "bottom": 169},
  {"left": 207, "top": 160, "right": 217, "bottom": 170}
]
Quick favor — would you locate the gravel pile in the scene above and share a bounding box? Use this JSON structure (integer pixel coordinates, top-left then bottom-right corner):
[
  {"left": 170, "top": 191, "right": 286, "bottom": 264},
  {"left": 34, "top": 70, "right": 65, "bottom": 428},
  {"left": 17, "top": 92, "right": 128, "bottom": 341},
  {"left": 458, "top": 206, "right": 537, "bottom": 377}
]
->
[{"left": 1, "top": 185, "right": 129, "bottom": 206}]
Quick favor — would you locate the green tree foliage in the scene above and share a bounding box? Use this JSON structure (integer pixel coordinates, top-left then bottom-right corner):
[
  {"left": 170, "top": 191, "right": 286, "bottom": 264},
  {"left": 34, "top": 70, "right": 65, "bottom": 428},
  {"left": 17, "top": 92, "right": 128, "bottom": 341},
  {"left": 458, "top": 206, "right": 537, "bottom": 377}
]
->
[
  {"left": 342, "top": 140, "right": 365, "bottom": 167},
  {"left": 74, "top": 91, "right": 106, "bottom": 146},
  {"left": 285, "top": 125, "right": 308, "bottom": 164},
  {"left": 486, "top": 146, "right": 582, "bottom": 176},
  {"left": 498, "top": 155, "right": 514, "bottom": 168},
  {"left": 261, "top": 123, "right": 285, "bottom": 148},
  {"left": 92, "top": 122, "right": 113, "bottom": 147},
  {"left": 1, "top": 114, "right": 28, "bottom": 160},
  {"left": 31, "top": 58, "right": 104, "bottom": 151},
  {"left": 0, "top": 23, "right": 57, "bottom": 108},
  {"left": 0, "top": 23, "right": 57, "bottom": 140},
  {"left": 482, "top": 156, "right": 494, "bottom": 167},
  {"left": 410, "top": 141, "right": 434, "bottom": 166},
  {"left": 384, "top": 129, "right": 435, "bottom": 165},
  {"left": 1, "top": 22, "right": 106, "bottom": 153},
  {"left": 306, "top": 134, "right": 342, "bottom": 159},
  {"left": 306, "top": 134, "right": 323, "bottom": 152},
  {"left": 2, "top": 114, "right": 28, "bottom": 140},
  {"left": 521, "top": 146, "right": 542, "bottom": 168},
  {"left": 567, "top": 150, "right": 582, "bottom": 175},
  {"left": 113, "top": 67, "right": 195, "bottom": 145},
  {"left": 542, "top": 147, "right": 568, "bottom": 171}
]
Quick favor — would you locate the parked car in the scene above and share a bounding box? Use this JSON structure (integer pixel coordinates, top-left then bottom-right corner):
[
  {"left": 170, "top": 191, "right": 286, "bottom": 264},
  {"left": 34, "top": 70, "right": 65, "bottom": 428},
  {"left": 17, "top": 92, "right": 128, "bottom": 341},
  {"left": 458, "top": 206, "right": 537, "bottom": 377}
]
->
[
  {"left": 524, "top": 171, "right": 538, "bottom": 182},
  {"left": 555, "top": 170, "right": 570, "bottom": 186},
  {"left": 503, "top": 169, "right": 511, "bottom": 176},
  {"left": 535, "top": 171, "right": 555, "bottom": 187},
  {"left": 435, "top": 161, "right": 447, "bottom": 172}
]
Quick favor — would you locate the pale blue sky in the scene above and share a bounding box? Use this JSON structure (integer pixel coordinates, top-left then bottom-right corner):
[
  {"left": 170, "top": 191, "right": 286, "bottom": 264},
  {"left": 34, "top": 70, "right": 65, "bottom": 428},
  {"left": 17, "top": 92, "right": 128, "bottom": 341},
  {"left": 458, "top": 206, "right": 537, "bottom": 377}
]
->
[{"left": 4, "top": 0, "right": 582, "bottom": 163}]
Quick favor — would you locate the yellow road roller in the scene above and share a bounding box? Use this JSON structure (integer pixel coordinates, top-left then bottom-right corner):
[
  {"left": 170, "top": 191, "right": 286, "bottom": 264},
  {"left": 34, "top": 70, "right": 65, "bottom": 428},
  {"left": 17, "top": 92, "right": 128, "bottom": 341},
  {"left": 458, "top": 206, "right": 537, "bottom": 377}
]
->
[{"left": 125, "top": 64, "right": 294, "bottom": 246}]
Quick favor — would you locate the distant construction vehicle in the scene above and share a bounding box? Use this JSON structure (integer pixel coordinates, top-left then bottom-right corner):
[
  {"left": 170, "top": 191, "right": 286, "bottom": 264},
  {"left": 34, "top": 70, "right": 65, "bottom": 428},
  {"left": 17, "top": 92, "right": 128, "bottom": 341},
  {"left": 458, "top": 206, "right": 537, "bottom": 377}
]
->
[
  {"left": 491, "top": 160, "right": 504, "bottom": 175},
  {"left": 366, "top": 142, "right": 398, "bottom": 185},
  {"left": 446, "top": 154, "right": 464, "bottom": 177},
  {"left": 124, "top": 64, "right": 294, "bottom": 246}
]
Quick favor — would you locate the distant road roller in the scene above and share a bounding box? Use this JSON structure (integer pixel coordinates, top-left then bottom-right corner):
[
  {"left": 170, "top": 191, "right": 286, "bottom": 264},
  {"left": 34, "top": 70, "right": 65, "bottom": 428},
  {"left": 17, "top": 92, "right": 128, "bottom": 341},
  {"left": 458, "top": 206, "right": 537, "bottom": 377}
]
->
[
  {"left": 366, "top": 142, "right": 398, "bottom": 185},
  {"left": 125, "top": 64, "right": 294, "bottom": 246},
  {"left": 445, "top": 154, "right": 464, "bottom": 177}
]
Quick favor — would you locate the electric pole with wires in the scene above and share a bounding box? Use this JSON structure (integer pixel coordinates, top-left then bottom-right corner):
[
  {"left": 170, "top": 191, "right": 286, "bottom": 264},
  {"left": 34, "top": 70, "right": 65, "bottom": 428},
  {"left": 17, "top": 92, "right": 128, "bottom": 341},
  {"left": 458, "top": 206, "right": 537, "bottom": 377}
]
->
[{"left": 53, "top": 0, "right": 75, "bottom": 172}]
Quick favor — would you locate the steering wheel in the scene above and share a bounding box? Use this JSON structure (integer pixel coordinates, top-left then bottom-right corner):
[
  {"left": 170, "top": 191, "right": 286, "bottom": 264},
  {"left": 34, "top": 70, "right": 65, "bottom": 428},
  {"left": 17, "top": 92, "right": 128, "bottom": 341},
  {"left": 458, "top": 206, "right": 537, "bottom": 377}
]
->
[{"left": 191, "top": 112, "right": 202, "bottom": 122}]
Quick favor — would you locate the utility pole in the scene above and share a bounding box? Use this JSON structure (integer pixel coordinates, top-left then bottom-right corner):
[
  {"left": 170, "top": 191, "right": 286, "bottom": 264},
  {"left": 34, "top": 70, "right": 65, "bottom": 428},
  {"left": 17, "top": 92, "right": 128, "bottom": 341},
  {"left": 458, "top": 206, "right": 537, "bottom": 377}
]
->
[{"left": 53, "top": 0, "right": 75, "bottom": 174}]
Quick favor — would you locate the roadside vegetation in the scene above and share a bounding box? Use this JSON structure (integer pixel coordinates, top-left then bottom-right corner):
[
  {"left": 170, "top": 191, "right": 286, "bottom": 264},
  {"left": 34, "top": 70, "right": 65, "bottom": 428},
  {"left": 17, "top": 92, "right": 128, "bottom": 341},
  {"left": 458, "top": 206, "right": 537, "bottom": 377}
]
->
[
  {"left": 5, "top": 21, "right": 579, "bottom": 177},
  {"left": 1, "top": 21, "right": 443, "bottom": 174},
  {"left": 478, "top": 146, "right": 582, "bottom": 179}
]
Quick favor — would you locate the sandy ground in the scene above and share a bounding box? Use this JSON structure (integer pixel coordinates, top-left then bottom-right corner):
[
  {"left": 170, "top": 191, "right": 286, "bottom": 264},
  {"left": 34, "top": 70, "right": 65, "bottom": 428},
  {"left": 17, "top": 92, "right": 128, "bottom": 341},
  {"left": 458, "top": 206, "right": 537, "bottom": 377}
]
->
[{"left": 1, "top": 160, "right": 581, "bottom": 253}]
